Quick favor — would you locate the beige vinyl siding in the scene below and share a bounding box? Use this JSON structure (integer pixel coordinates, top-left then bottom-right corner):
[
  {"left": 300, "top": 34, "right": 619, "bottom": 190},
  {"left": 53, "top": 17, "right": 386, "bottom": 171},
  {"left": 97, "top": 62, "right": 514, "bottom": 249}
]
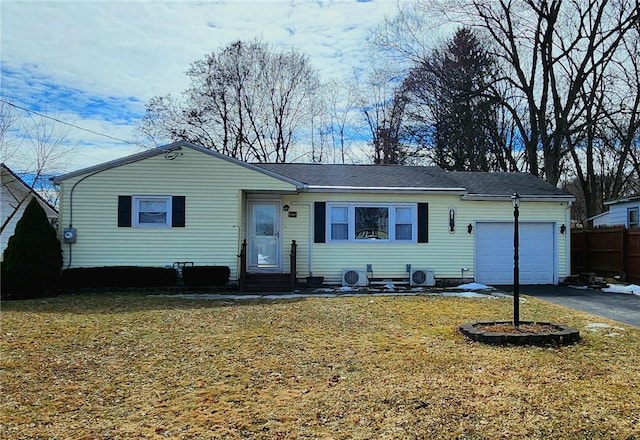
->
[
  {"left": 281, "top": 198, "right": 311, "bottom": 277},
  {"left": 58, "top": 148, "right": 296, "bottom": 277},
  {"left": 284, "top": 193, "right": 569, "bottom": 283}
]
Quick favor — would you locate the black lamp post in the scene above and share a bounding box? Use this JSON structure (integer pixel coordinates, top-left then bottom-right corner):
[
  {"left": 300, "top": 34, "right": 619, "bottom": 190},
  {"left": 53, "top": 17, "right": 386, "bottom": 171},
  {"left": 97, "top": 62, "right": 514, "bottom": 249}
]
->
[{"left": 512, "top": 191, "right": 521, "bottom": 328}]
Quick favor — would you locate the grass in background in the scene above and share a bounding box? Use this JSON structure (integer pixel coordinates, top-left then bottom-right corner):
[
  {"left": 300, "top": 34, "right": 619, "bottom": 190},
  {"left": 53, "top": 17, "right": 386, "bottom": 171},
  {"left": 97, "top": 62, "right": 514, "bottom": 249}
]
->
[{"left": 1, "top": 293, "right": 639, "bottom": 439}]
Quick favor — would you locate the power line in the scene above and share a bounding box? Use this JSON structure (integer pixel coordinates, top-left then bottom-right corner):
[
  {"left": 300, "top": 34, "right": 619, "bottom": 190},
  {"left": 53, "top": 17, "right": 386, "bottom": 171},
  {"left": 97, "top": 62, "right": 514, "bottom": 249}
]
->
[{"left": 0, "top": 98, "right": 141, "bottom": 146}]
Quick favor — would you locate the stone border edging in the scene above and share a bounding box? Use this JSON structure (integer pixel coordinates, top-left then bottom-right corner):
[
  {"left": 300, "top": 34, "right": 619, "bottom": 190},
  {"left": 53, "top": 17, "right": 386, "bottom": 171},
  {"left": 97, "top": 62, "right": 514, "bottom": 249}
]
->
[{"left": 459, "top": 320, "right": 580, "bottom": 346}]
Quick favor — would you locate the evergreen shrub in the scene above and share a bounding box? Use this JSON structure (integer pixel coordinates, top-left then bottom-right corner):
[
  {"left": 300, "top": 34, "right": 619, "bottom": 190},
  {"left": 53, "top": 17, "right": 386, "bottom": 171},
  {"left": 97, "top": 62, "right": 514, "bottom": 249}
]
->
[{"left": 1, "top": 198, "right": 62, "bottom": 300}]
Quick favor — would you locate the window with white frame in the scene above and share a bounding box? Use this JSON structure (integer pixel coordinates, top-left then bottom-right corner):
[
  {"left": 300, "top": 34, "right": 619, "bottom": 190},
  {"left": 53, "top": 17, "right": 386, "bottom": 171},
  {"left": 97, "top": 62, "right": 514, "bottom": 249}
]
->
[
  {"left": 327, "top": 203, "right": 416, "bottom": 242},
  {"left": 133, "top": 196, "right": 172, "bottom": 227},
  {"left": 629, "top": 207, "right": 639, "bottom": 228}
]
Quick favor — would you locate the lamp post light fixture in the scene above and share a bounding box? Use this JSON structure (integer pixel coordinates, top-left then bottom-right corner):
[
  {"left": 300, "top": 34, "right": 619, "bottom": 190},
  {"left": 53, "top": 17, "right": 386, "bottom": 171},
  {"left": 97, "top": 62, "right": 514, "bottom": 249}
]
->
[{"left": 512, "top": 191, "right": 521, "bottom": 328}]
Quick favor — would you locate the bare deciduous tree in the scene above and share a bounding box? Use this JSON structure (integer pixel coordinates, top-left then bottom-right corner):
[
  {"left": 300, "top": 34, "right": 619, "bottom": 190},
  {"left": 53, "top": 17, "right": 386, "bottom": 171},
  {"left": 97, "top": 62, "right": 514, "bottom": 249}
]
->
[
  {"left": 446, "top": 0, "right": 639, "bottom": 186},
  {"left": 322, "top": 79, "right": 360, "bottom": 164},
  {"left": 566, "top": 23, "right": 640, "bottom": 219},
  {"left": 355, "top": 66, "right": 412, "bottom": 165},
  {"left": 138, "top": 40, "right": 320, "bottom": 163},
  {"left": 1, "top": 97, "right": 72, "bottom": 233}
]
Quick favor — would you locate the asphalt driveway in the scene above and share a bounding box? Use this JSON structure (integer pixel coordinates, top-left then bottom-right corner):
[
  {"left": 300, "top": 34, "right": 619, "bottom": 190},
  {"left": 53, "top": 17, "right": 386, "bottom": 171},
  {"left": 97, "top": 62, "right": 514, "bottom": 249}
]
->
[{"left": 508, "top": 285, "right": 640, "bottom": 327}]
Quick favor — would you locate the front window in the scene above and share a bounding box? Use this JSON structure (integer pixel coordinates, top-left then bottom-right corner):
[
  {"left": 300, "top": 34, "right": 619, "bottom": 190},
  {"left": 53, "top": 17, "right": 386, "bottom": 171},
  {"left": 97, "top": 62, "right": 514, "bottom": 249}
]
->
[
  {"left": 328, "top": 204, "right": 416, "bottom": 242},
  {"left": 133, "top": 196, "right": 172, "bottom": 227},
  {"left": 355, "top": 207, "right": 389, "bottom": 239},
  {"left": 629, "top": 208, "right": 639, "bottom": 228},
  {"left": 330, "top": 206, "right": 349, "bottom": 240},
  {"left": 395, "top": 206, "right": 413, "bottom": 240}
]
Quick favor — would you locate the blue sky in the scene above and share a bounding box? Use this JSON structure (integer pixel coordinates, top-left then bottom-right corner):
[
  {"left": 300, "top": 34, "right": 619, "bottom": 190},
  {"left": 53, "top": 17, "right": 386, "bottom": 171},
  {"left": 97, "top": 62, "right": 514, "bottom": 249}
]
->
[{"left": 1, "top": 0, "right": 406, "bottom": 172}]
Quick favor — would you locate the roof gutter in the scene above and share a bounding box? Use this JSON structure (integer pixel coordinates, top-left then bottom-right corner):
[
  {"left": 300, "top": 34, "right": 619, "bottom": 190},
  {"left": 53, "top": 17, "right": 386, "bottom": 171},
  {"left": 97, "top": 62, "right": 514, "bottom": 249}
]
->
[
  {"left": 461, "top": 194, "right": 575, "bottom": 202},
  {"left": 305, "top": 186, "right": 467, "bottom": 194}
]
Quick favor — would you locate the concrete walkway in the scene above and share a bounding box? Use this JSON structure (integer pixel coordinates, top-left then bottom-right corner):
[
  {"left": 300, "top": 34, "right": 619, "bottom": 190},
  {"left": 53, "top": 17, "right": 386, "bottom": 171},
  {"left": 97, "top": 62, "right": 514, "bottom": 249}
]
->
[{"left": 512, "top": 285, "right": 640, "bottom": 328}]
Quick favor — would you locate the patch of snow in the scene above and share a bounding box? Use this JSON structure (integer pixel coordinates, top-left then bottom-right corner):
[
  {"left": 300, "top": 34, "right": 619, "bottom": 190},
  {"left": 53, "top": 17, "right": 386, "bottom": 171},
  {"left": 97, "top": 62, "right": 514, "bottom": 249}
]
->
[
  {"left": 569, "top": 285, "right": 589, "bottom": 290},
  {"left": 439, "top": 291, "right": 489, "bottom": 298},
  {"left": 491, "top": 292, "right": 512, "bottom": 298},
  {"left": 584, "top": 322, "right": 625, "bottom": 332},
  {"left": 161, "top": 285, "right": 514, "bottom": 301},
  {"left": 451, "top": 282, "right": 495, "bottom": 291},
  {"left": 602, "top": 284, "right": 640, "bottom": 296}
]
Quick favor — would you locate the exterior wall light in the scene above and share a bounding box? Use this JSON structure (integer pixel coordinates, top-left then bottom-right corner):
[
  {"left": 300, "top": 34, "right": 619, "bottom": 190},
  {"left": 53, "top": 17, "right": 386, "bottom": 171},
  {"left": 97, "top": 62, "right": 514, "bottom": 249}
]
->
[
  {"left": 449, "top": 209, "right": 455, "bottom": 232},
  {"left": 560, "top": 224, "right": 566, "bottom": 234},
  {"left": 467, "top": 223, "right": 473, "bottom": 234},
  {"left": 283, "top": 205, "right": 290, "bottom": 212}
]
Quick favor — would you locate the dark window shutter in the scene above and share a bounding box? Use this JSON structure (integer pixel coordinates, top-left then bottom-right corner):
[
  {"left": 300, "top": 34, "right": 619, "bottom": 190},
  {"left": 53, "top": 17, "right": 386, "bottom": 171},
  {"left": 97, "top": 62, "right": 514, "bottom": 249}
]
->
[
  {"left": 118, "top": 195, "right": 132, "bottom": 227},
  {"left": 314, "top": 202, "right": 326, "bottom": 243},
  {"left": 418, "top": 203, "right": 428, "bottom": 243},
  {"left": 172, "top": 196, "right": 186, "bottom": 227}
]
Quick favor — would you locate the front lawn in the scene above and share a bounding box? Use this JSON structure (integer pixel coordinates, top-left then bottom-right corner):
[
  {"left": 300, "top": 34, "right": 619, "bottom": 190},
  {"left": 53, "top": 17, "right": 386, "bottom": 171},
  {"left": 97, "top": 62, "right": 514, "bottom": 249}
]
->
[{"left": 1, "top": 293, "right": 639, "bottom": 439}]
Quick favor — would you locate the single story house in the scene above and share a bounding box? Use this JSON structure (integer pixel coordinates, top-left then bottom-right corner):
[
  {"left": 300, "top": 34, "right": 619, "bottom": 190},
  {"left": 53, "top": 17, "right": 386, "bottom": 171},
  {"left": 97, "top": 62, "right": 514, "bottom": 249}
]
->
[
  {"left": 52, "top": 141, "right": 574, "bottom": 287},
  {"left": 589, "top": 195, "right": 640, "bottom": 228},
  {"left": 1, "top": 163, "right": 58, "bottom": 261}
]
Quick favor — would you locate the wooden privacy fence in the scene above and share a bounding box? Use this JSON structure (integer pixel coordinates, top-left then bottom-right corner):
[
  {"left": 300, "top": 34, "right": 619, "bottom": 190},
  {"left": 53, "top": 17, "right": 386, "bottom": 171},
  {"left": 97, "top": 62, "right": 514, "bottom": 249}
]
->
[{"left": 571, "top": 227, "right": 640, "bottom": 283}]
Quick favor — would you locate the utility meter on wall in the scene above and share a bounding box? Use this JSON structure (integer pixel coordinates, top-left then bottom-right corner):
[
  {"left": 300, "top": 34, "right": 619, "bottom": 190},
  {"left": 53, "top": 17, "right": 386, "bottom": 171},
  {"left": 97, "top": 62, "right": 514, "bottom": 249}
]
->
[{"left": 63, "top": 227, "right": 77, "bottom": 244}]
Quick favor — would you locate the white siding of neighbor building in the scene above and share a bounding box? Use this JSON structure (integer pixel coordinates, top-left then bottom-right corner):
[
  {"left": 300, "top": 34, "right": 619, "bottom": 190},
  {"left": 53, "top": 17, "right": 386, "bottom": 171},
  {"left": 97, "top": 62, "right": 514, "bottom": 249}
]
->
[
  {"left": 607, "top": 201, "right": 640, "bottom": 227},
  {"left": 591, "top": 212, "right": 611, "bottom": 227},
  {"left": 57, "top": 148, "right": 296, "bottom": 278},
  {"left": 282, "top": 193, "right": 570, "bottom": 284}
]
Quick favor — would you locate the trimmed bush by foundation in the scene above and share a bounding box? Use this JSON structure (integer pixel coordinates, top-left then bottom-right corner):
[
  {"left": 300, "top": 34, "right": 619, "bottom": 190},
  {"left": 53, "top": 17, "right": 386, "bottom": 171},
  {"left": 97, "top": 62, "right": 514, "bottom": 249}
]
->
[
  {"left": 182, "top": 266, "right": 230, "bottom": 287},
  {"left": 61, "top": 266, "right": 177, "bottom": 289}
]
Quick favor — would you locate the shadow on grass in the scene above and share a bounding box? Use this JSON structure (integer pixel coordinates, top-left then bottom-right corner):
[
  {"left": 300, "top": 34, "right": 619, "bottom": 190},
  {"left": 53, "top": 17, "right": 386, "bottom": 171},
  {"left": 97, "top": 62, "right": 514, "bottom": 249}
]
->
[{"left": 0, "top": 290, "right": 310, "bottom": 314}]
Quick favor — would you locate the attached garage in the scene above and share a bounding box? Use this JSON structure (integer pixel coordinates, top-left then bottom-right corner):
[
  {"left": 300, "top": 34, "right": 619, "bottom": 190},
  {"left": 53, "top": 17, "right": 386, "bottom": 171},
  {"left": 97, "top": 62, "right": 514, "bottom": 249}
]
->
[{"left": 475, "top": 222, "right": 556, "bottom": 285}]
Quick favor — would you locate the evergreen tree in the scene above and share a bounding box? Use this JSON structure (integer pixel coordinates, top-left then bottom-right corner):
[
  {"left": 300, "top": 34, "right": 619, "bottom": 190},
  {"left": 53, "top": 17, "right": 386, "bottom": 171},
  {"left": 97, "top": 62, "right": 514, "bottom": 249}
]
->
[
  {"left": 404, "top": 27, "right": 502, "bottom": 171},
  {"left": 1, "top": 198, "right": 62, "bottom": 299}
]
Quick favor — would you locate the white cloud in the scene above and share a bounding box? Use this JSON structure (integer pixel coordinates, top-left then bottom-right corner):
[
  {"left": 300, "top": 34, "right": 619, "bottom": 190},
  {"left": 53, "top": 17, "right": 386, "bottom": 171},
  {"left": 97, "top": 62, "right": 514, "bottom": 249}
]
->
[
  {"left": 2, "top": 0, "right": 399, "bottom": 99},
  {"left": 1, "top": 0, "right": 404, "bottom": 170}
]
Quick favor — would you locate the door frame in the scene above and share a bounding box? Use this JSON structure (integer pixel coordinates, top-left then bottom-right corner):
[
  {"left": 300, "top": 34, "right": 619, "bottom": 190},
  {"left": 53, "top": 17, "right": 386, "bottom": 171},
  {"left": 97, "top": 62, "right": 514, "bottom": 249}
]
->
[{"left": 247, "top": 198, "right": 283, "bottom": 273}]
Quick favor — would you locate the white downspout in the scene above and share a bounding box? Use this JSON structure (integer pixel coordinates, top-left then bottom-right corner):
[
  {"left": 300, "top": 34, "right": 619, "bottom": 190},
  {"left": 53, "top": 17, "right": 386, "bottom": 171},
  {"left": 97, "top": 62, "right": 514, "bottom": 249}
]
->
[{"left": 564, "top": 201, "right": 573, "bottom": 283}]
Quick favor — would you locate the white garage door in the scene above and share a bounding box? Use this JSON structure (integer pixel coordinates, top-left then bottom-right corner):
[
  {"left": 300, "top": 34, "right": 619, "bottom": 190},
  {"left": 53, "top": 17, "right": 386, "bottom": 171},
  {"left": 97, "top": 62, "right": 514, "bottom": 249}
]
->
[{"left": 475, "top": 222, "right": 555, "bottom": 285}]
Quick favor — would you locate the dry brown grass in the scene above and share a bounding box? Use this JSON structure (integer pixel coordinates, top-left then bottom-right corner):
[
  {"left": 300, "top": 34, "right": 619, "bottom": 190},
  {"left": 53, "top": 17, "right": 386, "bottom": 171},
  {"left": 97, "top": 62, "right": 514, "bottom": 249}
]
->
[{"left": 1, "top": 292, "right": 639, "bottom": 439}]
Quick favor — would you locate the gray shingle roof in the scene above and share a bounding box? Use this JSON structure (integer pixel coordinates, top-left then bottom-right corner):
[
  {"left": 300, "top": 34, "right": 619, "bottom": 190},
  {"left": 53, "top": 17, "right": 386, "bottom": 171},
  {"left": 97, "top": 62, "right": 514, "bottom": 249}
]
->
[
  {"left": 255, "top": 163, "right": 571, "bottom": 197},
  {"left": 51, "top": 141, "right": 571, "bottom": 198},
  {"left": 447, "top": 171, "right": 569, "bottom": 197},
  {"left": 255, "top": 163, "right": 464, "bottom": 190}
]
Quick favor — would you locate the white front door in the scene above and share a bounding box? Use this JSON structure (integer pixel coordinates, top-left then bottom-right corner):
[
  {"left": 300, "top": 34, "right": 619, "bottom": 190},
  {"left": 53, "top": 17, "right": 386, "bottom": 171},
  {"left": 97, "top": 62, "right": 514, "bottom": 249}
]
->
[{"left": 248, "top": 201, "right": 281, "bottom": 272}]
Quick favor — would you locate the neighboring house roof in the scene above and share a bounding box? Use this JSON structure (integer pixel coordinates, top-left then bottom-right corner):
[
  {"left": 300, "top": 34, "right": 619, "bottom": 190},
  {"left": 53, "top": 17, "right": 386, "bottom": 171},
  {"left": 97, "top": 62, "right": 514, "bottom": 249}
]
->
[
  {"left": 51, "top": 141, "right": 574, "bottom": 200},
  {"left": 604, "top": 194, "right": 640, "bottom": 206},
  {"left": 1, "top": 163, "right": 58, "bottom": 217}
]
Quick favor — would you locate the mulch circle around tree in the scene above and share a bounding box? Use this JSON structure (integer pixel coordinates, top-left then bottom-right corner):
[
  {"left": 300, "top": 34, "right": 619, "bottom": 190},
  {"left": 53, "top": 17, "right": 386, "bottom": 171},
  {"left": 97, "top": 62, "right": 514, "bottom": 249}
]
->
[{"left": 459, "top": 320, "right": 580, "bottom": 346}]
